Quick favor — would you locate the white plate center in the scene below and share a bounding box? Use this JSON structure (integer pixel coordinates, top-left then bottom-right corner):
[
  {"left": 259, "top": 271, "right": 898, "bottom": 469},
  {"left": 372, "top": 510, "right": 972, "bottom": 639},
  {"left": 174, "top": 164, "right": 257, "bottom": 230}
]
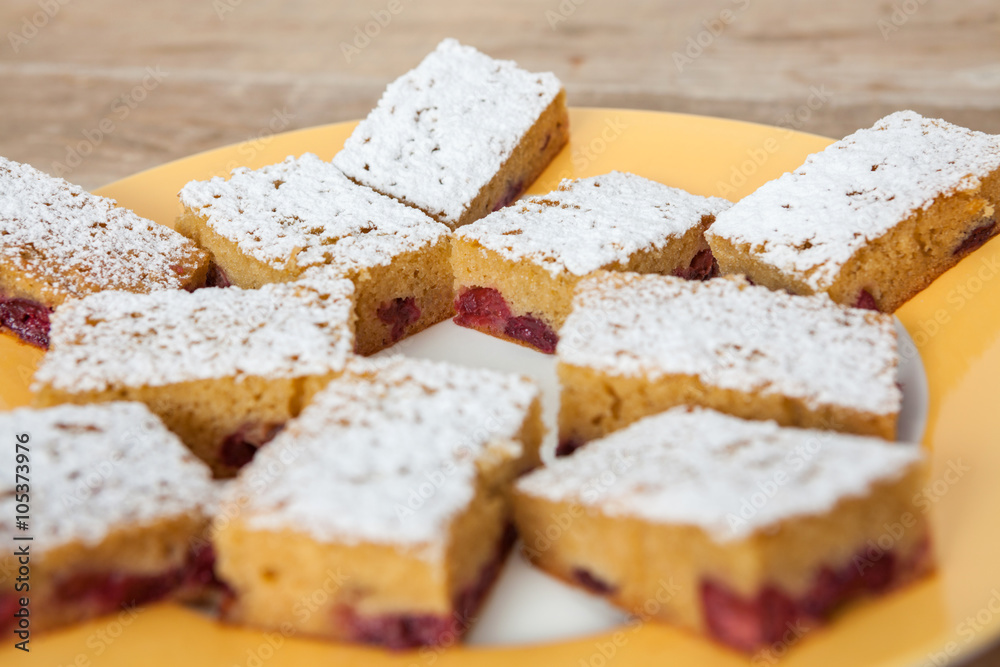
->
[{"left": 383, "top": 317, "right": 929, "bottom": 646}]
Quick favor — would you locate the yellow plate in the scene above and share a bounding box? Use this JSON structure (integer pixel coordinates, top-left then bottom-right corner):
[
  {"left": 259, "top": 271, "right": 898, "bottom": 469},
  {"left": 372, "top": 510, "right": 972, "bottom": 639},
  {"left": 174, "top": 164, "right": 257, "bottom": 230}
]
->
[{"left": 4, "top": 109, "right": 1000, "bottom": 666}]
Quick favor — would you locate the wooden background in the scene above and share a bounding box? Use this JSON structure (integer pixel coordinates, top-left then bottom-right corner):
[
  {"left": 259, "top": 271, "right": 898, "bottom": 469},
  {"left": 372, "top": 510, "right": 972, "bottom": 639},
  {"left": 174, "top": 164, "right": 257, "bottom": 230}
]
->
[
  {"left": 1, "top": 0, "right": 999, "bottom": 189},
  {"left": 2, "top": 1, "right": 1000, "bottom": 664}
]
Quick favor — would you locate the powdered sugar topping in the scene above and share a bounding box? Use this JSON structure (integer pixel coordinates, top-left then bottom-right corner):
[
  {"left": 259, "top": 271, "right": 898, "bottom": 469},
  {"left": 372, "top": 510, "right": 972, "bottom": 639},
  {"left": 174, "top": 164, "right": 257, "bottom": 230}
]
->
[
  {"left": 0, "top": 402, "right": 215, "bottom": 553},
  {"left": 229, "top": 357, "right": 539, "bottom": 559},
  {"left": 517, "top": 407, "right": 922, "bottom": 542},
  {"left": 0, "top": 157, "right": 207, "bottom": 303},
  {"left": 178, "top": 153, "right": 448, "bottom": 274},
  {"left": 33, "top": 274, "right": 355, "bottom": 392},
  {"left": 559, "top": 273, "right": 901, "bottom": 415},
  {"left": 457, "top": 171, "right": 731, "bottom": 277},
  {"left": 707, "top": 111, "right": 1000, "bottom": 290},
  {"left": 333, "top": 38, "right": 562, "bottom": 225}
]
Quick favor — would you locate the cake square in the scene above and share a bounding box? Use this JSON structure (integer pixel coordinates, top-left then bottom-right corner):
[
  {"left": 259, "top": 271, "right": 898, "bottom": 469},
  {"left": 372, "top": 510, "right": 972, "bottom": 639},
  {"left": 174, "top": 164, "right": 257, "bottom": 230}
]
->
[
  {"left": 556, "top": 272, "right": 900, "bottom": 455},
  {"left": 0, "top": 156, "right": 211, "bottom": 348},
  {"left": 31, "top": 273, "right": 356, "bottom": 477},
  {"left": 451, "top": 171, "right": 731, "bottom": 352},
  {"left": 0, "top": 402, "right": 218, "bottom": 635},
  {"left": 332, "top": 38, "right": 569, "bottom": 230},
  {"left": 177, "top": 153, "right": 452, "bottom": 355},
  {"left": 706, "top": 111, "right": 1000, "bottom": 313},
  {"left": 213, "top": 357, "right": 544, "bottom": 648},
  {"left": 514, "top": 407, "right": 931, "bottom": 653}
]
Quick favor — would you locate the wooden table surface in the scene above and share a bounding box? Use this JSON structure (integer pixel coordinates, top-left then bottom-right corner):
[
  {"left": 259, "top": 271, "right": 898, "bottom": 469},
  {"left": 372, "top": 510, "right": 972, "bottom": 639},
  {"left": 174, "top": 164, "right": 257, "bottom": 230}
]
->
[
  {"left": 2, "top": 1, "right": 1000, "bottom": 665},
  {"left": 2, "top": 0, "right": 999, "bottom": 190}
]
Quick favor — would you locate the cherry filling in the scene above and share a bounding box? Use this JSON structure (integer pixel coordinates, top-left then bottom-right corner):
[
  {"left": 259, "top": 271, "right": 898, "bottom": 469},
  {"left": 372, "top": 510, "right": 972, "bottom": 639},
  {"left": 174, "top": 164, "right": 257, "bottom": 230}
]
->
[
  {"left": 453, "top": 287, "right": 559, "bottom": 354},
  {"left": 492, "top": 179, "right": 525, "bottom": 212},
  {"left": 51, "top": 544, "right": 219, "bottom": 617},
  {"left": 953, "top": 218, "right": 998, "bottom": 257},
  {"left": 540, "top": 132, "right": 552, "bottom": 152},
  {"left": 700, "top": 543, "right": 911, "bottom": 652},
  {"left": 0, "top": 594, "right": 21, "bottom": 633},
  {"left": 219, "top": 422, "right": 285, "bottom": 470},
  {"left": 853, "top": 289, "right": 879, "bottom": 311},
  {"left": 182, "top": 263, "right": 232, "bottom": 293},
  {"left": 338, "top": 525, "right": 516, "bottom": 649},
  {"left": 343, "top": 612, "right": 455, "bottom": 650},
  {"left": 182, "top": 542, "right": 227, "bottom": 591},
  {"left": 205, "top": 263, "right": 232, "bottom": 288},
  {"left": 0, "top": 297, "right": 52, "bottom": 348},
  {"left": 556, "top": 438, "right": 584, "bottom": 458},
  {"left": 672, "top": 248, "right": 720, "bottom": 281},
  {"left": 454, "top": 287, "right": 511, "bottom": 333},
  {"left": 572, "top": 568, "right": 617, "bottom": 595},
  {"left": 505, "top": 315, "right": 558, "bottom": 354},
  {"left": 376, "top": 296, "right": 421, "bottom": 343}
]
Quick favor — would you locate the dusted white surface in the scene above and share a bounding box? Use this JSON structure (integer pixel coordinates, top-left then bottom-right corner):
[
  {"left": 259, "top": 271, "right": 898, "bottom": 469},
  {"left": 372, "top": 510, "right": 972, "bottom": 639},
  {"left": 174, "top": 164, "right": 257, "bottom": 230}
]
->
[
  {"left": 0, "top": 402, "right": 215, "bottom": 554},
  {"left": 33, "top": 274, "right": 355, "bottom": 392},
  {"left": 558, "top": 273, "right": 902, "bottom": 416},
  {"left": 457, "top": 171, "right": 730, "bottom": 277},
  {"left": 516, "top": 406, "right": 923, "bottom": 541},
  {"left": 391, "top": 317, "right": 928, "bottom": 645},
  {"left": 229, "top": 356, "right": 539, "bottom": 559},
  {"left": 707, "top": 111, "right": 1000, "bottom": 291},
  {"left": 178, "top": 153, "right": 448, "bottom": 274},
  {"left": 333, "top": 38, "right": 562, "bottom": 224},
  {"left": 0, "top": 156, "right": 203, "bottom": 299}
]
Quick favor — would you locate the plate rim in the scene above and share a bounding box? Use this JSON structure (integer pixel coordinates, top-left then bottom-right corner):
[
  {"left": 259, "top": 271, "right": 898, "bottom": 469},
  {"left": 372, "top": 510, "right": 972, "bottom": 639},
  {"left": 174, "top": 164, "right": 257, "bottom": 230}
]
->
[{"left": 6, "top": 107, "right": 999, "bottom": 667}]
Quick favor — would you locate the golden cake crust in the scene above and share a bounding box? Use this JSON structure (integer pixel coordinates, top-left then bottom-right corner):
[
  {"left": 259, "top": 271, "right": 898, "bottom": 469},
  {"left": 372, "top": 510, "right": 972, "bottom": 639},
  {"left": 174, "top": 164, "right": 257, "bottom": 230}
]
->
[
  {"left": 214, "top": 357, "right": 544, "bottom": 644},
  {"left": 515, "top": 408, "right": 930, "bottom": 646},
  {"left": 0, "top": 403, "right": 217, "bottom": 633},
  {"left": 31, "top": 276, "right": 356, "bottom": 476},
  {"left": 451, "top": 172, "right": 729, "bottom": 344},
  {"left": 557, "top": 272, "right": 901, "bottom": 448},
  {"left": 0, "top": 156, "right": 209, "bottom": 307},
  {"left": 706, "top": 111, "right": 1000, "bottom": 312},
  {"left": 177, "top": 153, "right": 453, "bottom": 354},
  {"left": 333, "top": 38, "right": 568, "bottom": 229}
]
